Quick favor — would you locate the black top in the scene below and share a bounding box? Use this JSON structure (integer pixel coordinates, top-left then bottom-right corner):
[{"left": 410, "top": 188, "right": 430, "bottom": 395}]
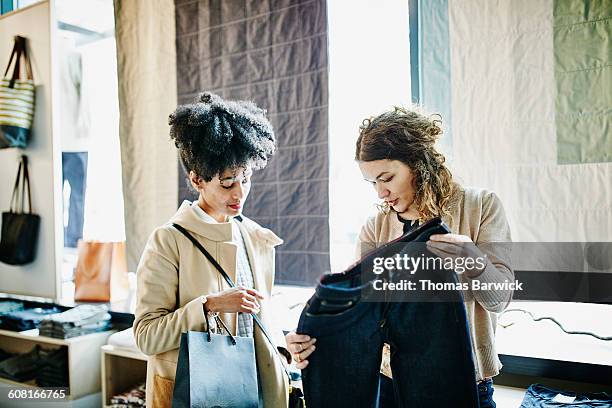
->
[{"left": 397, "top": 213, "right": 420, "bottom": 235}]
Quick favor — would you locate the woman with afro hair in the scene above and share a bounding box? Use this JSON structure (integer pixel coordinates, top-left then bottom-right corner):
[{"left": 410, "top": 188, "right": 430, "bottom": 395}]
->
[{"left": 134, "top": 92, "right": 289, "bottom": 408}]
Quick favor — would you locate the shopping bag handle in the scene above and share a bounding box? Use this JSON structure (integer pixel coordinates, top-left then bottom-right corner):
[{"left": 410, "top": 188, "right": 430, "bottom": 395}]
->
[{"left": 203, "top": 312, "right": 237, "bottom": 345}]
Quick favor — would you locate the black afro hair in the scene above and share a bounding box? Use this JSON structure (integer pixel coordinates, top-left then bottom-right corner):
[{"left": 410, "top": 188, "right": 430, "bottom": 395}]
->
[{"left": 169, "top": 92, "right": 276, "bottom": 182}]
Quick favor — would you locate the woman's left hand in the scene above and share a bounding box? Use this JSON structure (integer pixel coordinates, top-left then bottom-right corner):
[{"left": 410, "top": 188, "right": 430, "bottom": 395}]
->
[{"left": 426, "top": 234, "right": 488, "bottom": 278}]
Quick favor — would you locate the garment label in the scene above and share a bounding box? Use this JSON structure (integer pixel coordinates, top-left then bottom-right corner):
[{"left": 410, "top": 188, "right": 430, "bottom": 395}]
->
[{"left": 552, "top": 393, "right": 576, "bottom": 403}]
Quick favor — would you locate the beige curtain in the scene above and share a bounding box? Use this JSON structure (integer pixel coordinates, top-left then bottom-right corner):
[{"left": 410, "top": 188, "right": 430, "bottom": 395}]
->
[{"left": 114, "top": 0, "right": 178, "bottom": 271}]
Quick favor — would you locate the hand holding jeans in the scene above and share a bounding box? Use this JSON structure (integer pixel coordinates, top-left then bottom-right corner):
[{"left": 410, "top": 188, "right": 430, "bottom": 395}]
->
[{"left": 285, "top": 332, "right": 316, "bottom": 369}]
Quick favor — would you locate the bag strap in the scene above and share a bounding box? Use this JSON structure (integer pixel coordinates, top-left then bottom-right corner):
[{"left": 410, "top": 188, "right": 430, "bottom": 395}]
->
[
  {"left": 22, "top": 155, "right": 33, "bottom": 214},
  {"left": 9, "top": 157, "right": 24, "bottom": 213},
  {"left": 3, "top": 36, "right": 33, "bottom": 87},
  {"left": 172, "top": 222, "right": 292, "bottom": 379},
  {"left": 8, "top": 156, "right": 32, "bottom": 214},
  {"left": 20, "top": 37, "right": 33, "bottom": 81},
  {"left": 3, "top": 37, "right": 20, "bottom": 78}
]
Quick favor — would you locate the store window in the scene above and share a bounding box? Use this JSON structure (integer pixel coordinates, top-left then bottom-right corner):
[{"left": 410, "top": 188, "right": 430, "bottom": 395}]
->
[
  {"left": 408, "top": 0, "right": 612, "bottom": 379},
  {"left": 327, "top": 0, "right": 412, "bottom": 274}
]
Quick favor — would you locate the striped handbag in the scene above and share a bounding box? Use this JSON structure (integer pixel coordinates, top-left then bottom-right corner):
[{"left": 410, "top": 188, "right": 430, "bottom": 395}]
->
[{"left": 0, "top": 35, "right": 35, "bottom": 149}]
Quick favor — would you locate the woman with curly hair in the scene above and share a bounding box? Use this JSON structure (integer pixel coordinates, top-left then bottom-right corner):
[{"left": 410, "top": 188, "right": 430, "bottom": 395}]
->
[
  {"left": 286, "top": 107, "right": 513, "bottom": 408},
  {"left": 134, "top": 92, "right": 289, "bottom": 408}
]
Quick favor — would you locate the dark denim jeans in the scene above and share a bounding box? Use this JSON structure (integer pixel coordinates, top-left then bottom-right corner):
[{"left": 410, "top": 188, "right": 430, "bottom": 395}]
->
[
  {"left": 478, "top": 378, "right": 496, "bottom": 408},
  {"left": 378, "top": 374, "right": 396, "bottom": 408},
  {"left": 520, "top": 384, "right": 612, "bottom": 407},
  {"left": 62, "top": 152, "right": 88, "bottom": 248},
  {"left": 297, "top": 267, "right": 478, "bottom": 407}
]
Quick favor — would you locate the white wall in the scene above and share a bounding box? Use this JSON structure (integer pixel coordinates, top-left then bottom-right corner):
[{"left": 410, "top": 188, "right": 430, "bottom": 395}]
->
[{"left": 0, "top": 0, "right": 62, "bottom": 299}]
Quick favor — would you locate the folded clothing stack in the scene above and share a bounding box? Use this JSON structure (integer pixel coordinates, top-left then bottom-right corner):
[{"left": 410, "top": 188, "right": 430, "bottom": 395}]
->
[
  {"left": 35, "top": 347, "right": 68, "bottom": 387},
  {"left": 39, "top": 305, "right": 112, "bottom": 339},
  {"left": 0, "top": 345, "right": 43, "bottom": 382},
  {"left": 0, "top": 300, "right": 24, "bottom": 315},
  {"left": 0, "top": 307, "right": 62, "bottom": 331},
  {"left": 0, "top": 345, "right": 69, "bottom": 387},
  {"left": 520, "top": 384, "right": 612, "bottom": 407},
  {"left": 0, "top": 348, "right": 14, "bottom": 363},
  {"left": 110, "top": 383, "right": 146, "bottom": 407}
]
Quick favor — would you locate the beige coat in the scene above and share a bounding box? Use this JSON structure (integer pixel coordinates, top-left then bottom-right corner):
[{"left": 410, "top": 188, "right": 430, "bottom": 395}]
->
[
  {"left": 358, "top": 185, "right": 513, "bottom": 382},
  {"left": 133, "top": 201, "right": 289, "bottom": 408}
]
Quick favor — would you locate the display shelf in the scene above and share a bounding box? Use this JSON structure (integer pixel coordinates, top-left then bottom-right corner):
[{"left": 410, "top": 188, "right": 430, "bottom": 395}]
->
[
  {"left": 0, "top": 328, "right": 115, "bottom": 400},
  {"left": 101, "top": 344, "right": 147, "bottom": 407},
  {"left": 0, "top": 328, "right": 113, "bottom": 346},
  {"left": 0, "top": 377, "right": 38, "bottom": 388}
]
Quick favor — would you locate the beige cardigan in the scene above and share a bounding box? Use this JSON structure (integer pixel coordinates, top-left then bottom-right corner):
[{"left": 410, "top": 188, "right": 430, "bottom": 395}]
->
[
  {"left": 357, "top": 185, "right": 513, "bottom": 382},
  {"left": 133, "top": 201, "right": 289, "bottom": 408}
]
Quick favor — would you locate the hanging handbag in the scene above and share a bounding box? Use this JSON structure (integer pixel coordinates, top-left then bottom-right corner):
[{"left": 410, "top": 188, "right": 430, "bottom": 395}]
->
[
  {"left": 0, "top": 36, "right": 35, "bottom": 149},
  {"left": 172, "top": 223, "right": 305, "bottom": 408},
  {"left": 74, "top": 241, "right": 129, "bottom": 302},
  {"left": 0, "top": 155, "right": 40, "bottom": 265}
]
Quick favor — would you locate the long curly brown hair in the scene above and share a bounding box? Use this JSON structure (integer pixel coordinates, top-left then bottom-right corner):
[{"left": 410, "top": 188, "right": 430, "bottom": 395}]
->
[{"left": 355, "top": 106, "right": 456, "bottom": 221}]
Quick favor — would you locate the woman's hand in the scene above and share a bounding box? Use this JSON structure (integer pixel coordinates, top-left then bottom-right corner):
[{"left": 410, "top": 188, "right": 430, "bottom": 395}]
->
[
  {"left": 426, "top": 234, "right": 488, "bottom": 278},
  {"left": 285, "top": 332, "right": 316, "bottom": 369},
  {"left": 206, "top": 287, "right": 264, "bottom": 314}
]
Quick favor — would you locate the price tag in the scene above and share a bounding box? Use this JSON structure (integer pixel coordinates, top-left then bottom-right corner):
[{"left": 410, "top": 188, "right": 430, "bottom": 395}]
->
[{"left": 552, "top": 393, "right": 576, "bottom": 403}]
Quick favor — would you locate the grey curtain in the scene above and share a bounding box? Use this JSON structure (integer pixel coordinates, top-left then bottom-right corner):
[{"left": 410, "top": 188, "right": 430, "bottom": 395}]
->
[{"left": 175, "top": 0, "right": 329, "bottom": 285}]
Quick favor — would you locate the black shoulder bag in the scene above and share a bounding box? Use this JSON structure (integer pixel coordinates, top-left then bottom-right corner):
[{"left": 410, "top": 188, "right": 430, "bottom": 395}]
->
[{"left": 0, "top": 155, "right": 41, "bottom": 265}]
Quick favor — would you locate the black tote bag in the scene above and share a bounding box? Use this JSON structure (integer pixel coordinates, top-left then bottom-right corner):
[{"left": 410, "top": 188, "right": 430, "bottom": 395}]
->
[
  {"left": 0, "top": 155, "right": 40, "bottom": 265},
  {"left": 172, "top": 318, "right": 259, "bottom": 408}
]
